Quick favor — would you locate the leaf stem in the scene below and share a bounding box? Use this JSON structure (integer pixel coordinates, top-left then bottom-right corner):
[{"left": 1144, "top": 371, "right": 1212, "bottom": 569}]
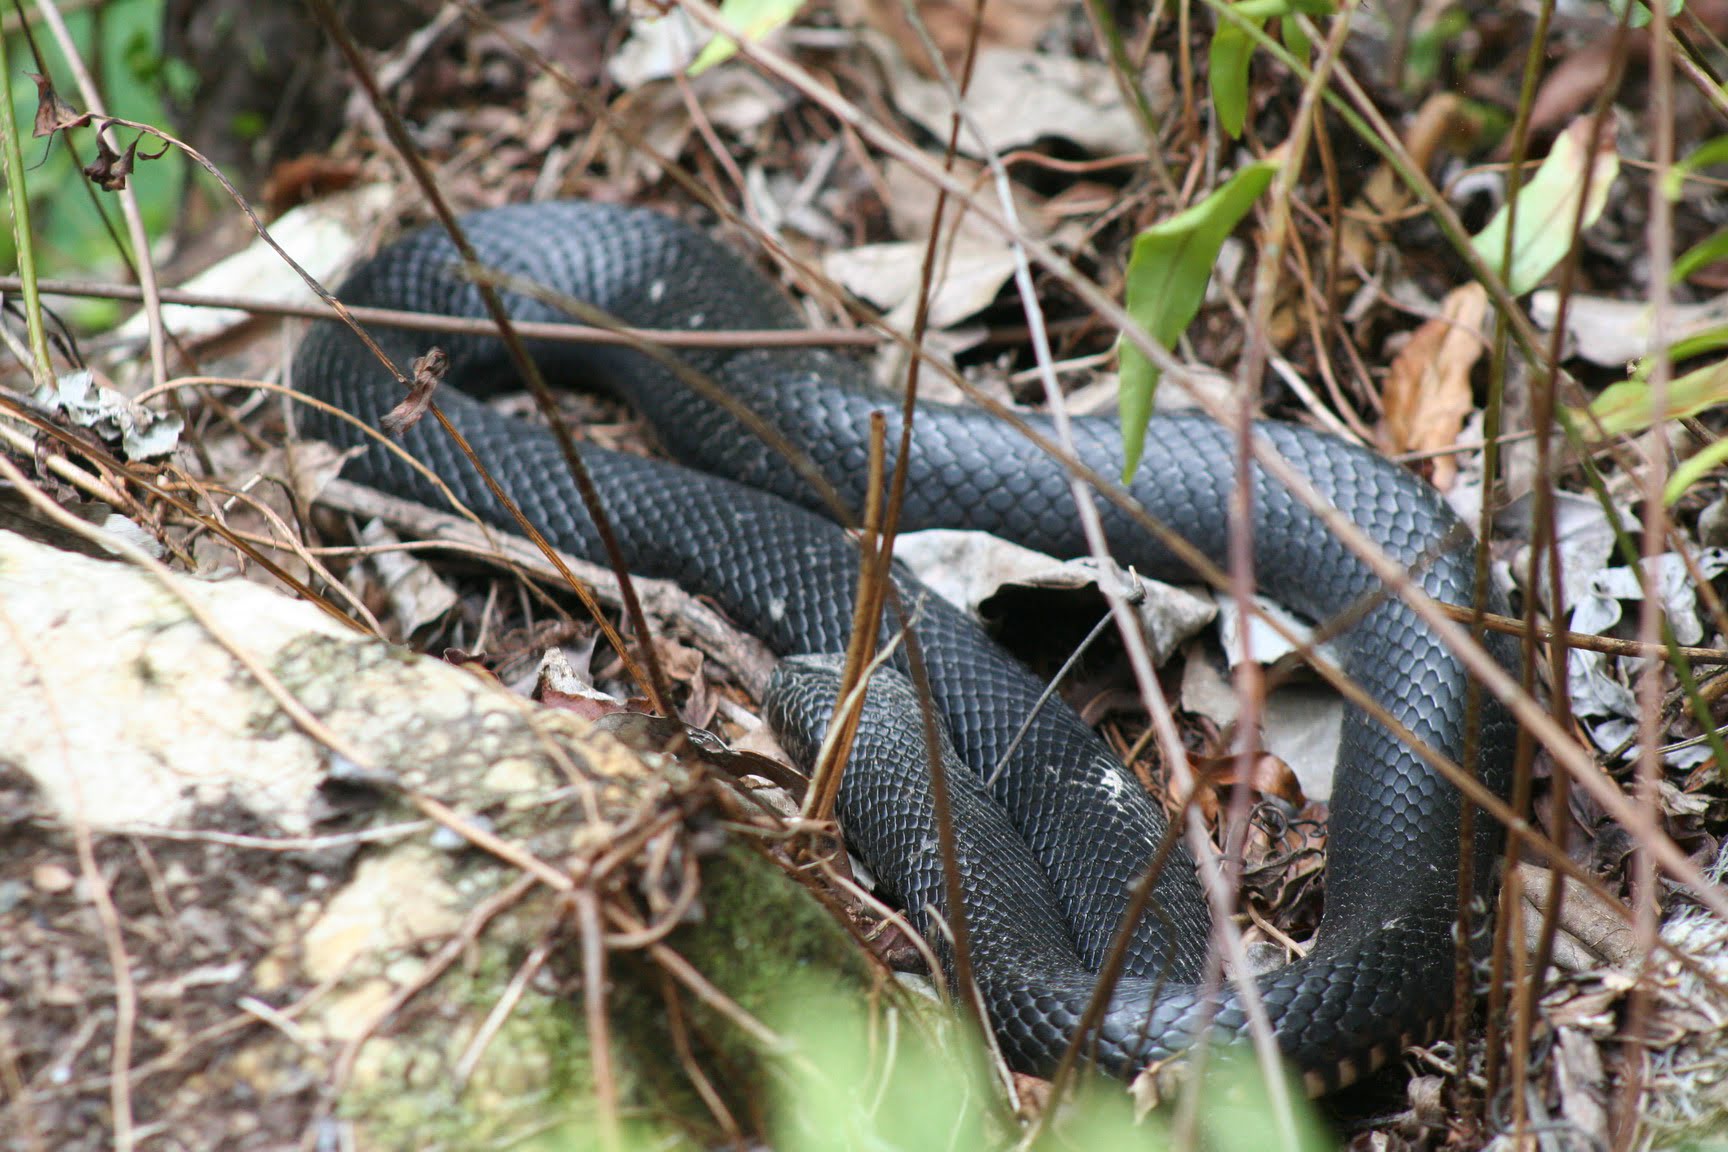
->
[{"left": 0, "top": 30, "right": 55, "bottom": 390}]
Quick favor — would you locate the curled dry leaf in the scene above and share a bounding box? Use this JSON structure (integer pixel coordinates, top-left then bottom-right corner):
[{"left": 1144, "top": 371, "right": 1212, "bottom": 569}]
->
[
  {"left": 1188, "top": 750, "right": 1305, "bottom": 822},
  {"left": 1180, "top": 653, "right": 1344, "bottom": 803},
  {"left": 1379, "top": 282, "right": 1488, "bottom": 490},
  {"left": 654, "top": 634, "right": 716, "bottom": 729},
  {"left": 382, "top": 347, "right": 448, "bottom": 436},
  {"left": 534, "top": 646, "right": 628, "bottom": 721},
  {"left": 1554, "top": 1028, "right": 1610, "bottom": 1142},
  {"left": 31, "top": 369, "right": 183, "bottom": 461},
  {"left": 28, "top": 72, "right": 89, "bottom": 136},
  {"left": 84, "top": 131, "right": 138, "bottom": 191}
]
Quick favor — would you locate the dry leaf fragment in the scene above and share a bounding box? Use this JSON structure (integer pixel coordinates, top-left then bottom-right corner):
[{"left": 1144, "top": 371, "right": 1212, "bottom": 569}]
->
[
  {"left": 1188, "top": 750, "right": 1305, "bottom": 822},
  {"left": 843, "top": 0, "right": 1068, "bottom": 76},
  {"left": 264, "top": 154, "right": 363, "bottom": 216},
  {"left": 79, "top": 122, "right": 170, "bottom": 192},
  {"left": 27, "top": 72, "right": 89, "bottom": 136},
  {"left": 534, "top": 646, "right": 628, "bottom": 721},
  {"left": 1379, "top": 282, "right": 1488, "bottom": 490},
  {"left": 1554, "top": 1028, "right": 1609, "bottom": 1141},
  {"left": 359, "top": 519, "right": 459, "bottom": 637},
  {"left": 874, "top": 45, "right": 1157, "bottom": 159},
  {"left": 84, "top": 131, "right": 138, "bottom": 191},
  {"left": 382, "top": 347, "right": 448, "bottom": 436},
  {"left": 1518, "top": 863, "right": 1640, "bottom": 970}
]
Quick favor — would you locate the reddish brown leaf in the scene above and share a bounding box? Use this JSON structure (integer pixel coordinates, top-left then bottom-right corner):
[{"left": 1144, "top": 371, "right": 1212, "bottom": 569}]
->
[
  {"left": 263, "top": 154, "right": 363, "bottom": 216},
  {"left": 1189, "top": 750, "right": 1305, "bottom": 821}
]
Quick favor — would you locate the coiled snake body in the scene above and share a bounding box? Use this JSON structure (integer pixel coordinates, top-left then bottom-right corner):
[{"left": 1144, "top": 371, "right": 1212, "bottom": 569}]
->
[{"left": 297, "top": 202, "right": 1516, "bottom": 1092}]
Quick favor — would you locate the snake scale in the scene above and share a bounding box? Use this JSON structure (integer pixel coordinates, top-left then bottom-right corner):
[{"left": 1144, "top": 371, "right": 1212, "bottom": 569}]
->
[{"left": 296, "top": 201, "right": 1516, "bottom": 1093}]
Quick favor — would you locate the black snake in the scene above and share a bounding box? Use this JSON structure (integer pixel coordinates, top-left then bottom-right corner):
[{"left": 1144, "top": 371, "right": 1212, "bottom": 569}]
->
[{"left": 296, "top": 201, "right": 1516, "bottom": 1092}]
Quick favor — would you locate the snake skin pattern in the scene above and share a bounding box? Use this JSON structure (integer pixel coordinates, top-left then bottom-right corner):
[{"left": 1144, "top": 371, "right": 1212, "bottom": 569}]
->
[{"left": 295, "top": 201, "right": 1516, "bottom": 1090}]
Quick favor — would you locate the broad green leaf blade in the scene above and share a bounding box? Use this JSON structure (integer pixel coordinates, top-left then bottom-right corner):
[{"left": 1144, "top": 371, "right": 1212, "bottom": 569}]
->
[
  {"left": 1278, "top": 0, "right": 1339, "bottom": 58},
  {"left": 1209, "top": 16, "right": 1261, "bottom": 139},
  {"left": 1208, "top": 0, "right": 1337, "bottom": 134},
  {"left": 1119, "top": 158, "right": 1280, "bottom": 479},
  {"left": 1578, "top": 359, "right": 1728, "bottom": 438},
  {"left": 689, "top": 0, "right": 803, "bottom": 75},
  {"left": 1471, "top": 116, "right": 1619, "bottom": 296},
  {"left": 1280, "top": 13, "right": 1312, "bottom": 60}
]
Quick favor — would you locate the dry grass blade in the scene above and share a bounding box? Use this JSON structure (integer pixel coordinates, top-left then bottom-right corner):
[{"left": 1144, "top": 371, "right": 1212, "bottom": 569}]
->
[{"left": 1620, "top": 3, "right": 1682, "bottom": 1144}]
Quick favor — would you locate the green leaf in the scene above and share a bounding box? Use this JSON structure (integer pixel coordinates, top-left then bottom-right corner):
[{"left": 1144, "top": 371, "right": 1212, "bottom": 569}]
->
[
  {"left": 1578, "top": 359, "right": 1728, "bottom": 439},
  {"left": 767, "top": 977, "right": 994, "bottom": 1152},
  {"left": 689, "top": 0, "right": 804, "bottom": 75},
  {"left": 1665, "top": 135, "right": 1728, "bottom": 201},
  {"left": 1118, "top": 159, "right": 1280, "bottom": 480},
  {"left": 1209, "top": 15, "right": 1262, "bottom": 139},
  {"left": 1471, "top": 116, "right": 1619, "bottom": 296},
  {"left": 1623, "top": 327, "right": 1728, "bottom": 381},
  {"left": 1607, "top": 0, "right": 1685, "bottom": 30},
  {"left": 1665, "top": 326, "right": 1728, "bottom": 366},
  {"left": 1668, "top": 436, "right": 1728, "bottom": 504},
  {"left": 1673, "top": 224, "right": 1728, "bottom": 284},
  {"left": 1208, "top": 0, "right": 1335, "bottom": 134},
  {"left": 1197, "top": 1051, "right": 1334, "bottom": 1152}
]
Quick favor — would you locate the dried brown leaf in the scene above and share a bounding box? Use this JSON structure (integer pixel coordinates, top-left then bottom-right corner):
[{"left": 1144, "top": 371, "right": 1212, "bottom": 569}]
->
[
  {"left": 1518, "top": 863, "right": 1640, "bottom": 969},
  {"left": 1189, "top": 750, "right": 1305, "bottom": 822},
  {"left": 653, "top": 635, "right": 714, "bottom": 728},
  {"left": 83, "top": 131, "right": 134, "bottom": 191},
  {"left": 263, "top": 154, "right": 364, "bottom": 216},
  {"left": 534, "top": 646, "right": 628, "bottom": 721},
  {"left": 1555, "top": 1028, "right": 1609, "bottom": 1138},
  {"left": 382, "top": 347, "right": 448, "bottom": 436},
  {"left": 27, "top": 73, "right": 88, "bottom": 136},
  {"left": 844, "top": 0, "right": 1066, "bottom": 77},
  {"left": 79, "top": 125, "right": 169, "bottom": 192},
  {"left": 1379, "top": 282, "right": 1488, "bottom": 490}
]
